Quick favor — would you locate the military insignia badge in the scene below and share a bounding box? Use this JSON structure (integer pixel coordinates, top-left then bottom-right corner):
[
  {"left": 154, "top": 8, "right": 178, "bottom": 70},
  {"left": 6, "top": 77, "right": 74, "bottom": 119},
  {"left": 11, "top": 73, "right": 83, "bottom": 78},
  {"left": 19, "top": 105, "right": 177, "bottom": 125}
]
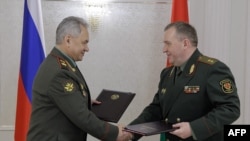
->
[
  {"left": 82, "top": 90, "right": 87, "bottom": 97},
  {"left": 161, "top": 88, "right": 166, "bottom": 94},
  {"left": 220, "top": 79, "right": 234, "bottom": 93},
  {"left": 66, "top": 62, "right": 76, "bottom": 72},
  {"left": 63, "top": 81, "right": 75, "bottom": 93},
  {"left": 207, "top": 59, "right": 215, "bottom": 64},
  {"left": 80, "top": 84, "right": 84, "bottom": 90},
  {"left": 189, "top": 64, "right": 195, "bottom": 74},
  {"left": 59, "top": 59, "right": 67, "bottom": 66},
  {"left": 170, "top": 68, "right": 175, "bottom": 76},
  {"left": 64, "top": 61, "right": 76, "bottom": 72},
  {"left": 198, "top": 56, "right": 217, "bottom": 65}
]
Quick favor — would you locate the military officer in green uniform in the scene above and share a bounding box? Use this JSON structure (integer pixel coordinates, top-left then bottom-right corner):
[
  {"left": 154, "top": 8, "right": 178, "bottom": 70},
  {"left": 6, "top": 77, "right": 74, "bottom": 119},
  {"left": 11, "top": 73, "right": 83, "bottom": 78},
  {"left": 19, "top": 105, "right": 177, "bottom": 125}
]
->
[
  {"left": 27, "top": 16, "right": 132, "bottom": 141},
  {"left": 127, "top": 22, "right": 240, "bottom": 141}
]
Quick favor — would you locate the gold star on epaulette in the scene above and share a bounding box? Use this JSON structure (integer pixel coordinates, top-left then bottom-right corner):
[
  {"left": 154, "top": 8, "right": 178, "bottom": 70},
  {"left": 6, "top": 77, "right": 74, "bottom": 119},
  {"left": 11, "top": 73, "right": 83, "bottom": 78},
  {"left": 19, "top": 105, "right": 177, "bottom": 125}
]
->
[
  {"left": 207, "top": 59, "right": 215, "bottom": 63},
  {"left": 198, "top": 56, "right": 217, "bottom": 65}
]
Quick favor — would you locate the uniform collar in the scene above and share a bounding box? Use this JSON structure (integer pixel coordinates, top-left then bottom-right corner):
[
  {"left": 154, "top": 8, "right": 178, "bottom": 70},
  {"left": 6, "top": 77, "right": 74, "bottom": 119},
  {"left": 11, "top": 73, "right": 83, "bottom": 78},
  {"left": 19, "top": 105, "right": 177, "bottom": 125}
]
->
[
  {"left": 54, "top": 47, "right": 77, "bottom": 67},
  {"left": 182, "top": 49, "right": 201, "bottom": 76},
  {"left": 179, "top": 62, "right": 187, "bottom": 71}
]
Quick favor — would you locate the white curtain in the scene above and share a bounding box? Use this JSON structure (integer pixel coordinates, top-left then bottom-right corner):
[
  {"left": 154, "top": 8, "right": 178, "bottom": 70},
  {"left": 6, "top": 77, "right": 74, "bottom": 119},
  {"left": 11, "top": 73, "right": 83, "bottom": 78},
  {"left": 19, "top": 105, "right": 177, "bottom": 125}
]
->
[{"left": 190, "top": 0, "right": 250, "bottom": 124}]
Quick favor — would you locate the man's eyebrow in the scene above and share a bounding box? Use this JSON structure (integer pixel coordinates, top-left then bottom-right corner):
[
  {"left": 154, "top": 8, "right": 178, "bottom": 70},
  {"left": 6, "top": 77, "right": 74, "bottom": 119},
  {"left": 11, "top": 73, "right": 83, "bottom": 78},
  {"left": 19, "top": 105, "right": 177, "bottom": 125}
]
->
[{"left": 164, "top": 41, "right": 171, "bottom": 44}]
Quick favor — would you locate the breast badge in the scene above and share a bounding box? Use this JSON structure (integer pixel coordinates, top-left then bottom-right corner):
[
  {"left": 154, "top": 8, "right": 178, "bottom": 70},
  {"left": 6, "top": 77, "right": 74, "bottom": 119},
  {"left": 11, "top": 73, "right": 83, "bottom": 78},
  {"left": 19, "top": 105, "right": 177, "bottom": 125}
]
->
[
  {"left": 220, "top": 79, "right": 234, "bottom": 94},
  {"left": 184, "top": 86, "right": 200, "bottom": 93}
]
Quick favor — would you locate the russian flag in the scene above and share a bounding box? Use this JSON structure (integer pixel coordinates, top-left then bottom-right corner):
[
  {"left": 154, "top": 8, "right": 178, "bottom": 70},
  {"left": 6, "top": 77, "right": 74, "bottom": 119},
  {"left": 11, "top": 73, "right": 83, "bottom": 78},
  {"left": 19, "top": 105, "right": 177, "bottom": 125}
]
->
[{"left": 14, "top": 0, "right": 45, "bottom": 141}]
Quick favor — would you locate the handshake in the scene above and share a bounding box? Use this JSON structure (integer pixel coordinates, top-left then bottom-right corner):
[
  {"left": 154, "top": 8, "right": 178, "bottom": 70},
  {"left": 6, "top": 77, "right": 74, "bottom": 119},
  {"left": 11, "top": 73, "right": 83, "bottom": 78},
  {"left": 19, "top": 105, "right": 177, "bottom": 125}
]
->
[{"left": 116, "top": 125, "right": 134, "bottom": 141}]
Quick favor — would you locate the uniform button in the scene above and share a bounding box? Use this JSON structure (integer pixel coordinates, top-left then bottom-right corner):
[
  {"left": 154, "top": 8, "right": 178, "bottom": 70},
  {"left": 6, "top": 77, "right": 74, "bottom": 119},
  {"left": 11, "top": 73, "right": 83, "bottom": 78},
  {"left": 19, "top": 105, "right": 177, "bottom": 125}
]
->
[
  {"left": 176, "top": 118, "right": 181, "bottom": 122},
  {"left": 166, "top": 139, "right": 170, "bottom": 141},
  {"left": 165, "top": 118, "right": 168, "bottom": 122}
]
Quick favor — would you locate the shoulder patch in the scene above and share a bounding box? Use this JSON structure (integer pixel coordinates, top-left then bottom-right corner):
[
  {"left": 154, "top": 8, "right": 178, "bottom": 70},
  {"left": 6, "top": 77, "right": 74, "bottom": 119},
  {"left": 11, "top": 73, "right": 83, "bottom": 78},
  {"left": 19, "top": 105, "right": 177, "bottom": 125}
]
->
[
  {"left": 198, "top": 56, "right": 217, "bottom": 65},
  {"left": 220, "top": 79, "right": 234, "bottom": 94}
]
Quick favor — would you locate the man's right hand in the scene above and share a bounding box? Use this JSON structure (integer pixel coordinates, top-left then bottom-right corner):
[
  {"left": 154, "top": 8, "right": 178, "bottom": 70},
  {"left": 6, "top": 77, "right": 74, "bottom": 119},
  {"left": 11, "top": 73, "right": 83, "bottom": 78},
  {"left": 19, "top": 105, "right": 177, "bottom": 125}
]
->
[{"left": 116, "top": 125, "right": 134, "bottom": 141}]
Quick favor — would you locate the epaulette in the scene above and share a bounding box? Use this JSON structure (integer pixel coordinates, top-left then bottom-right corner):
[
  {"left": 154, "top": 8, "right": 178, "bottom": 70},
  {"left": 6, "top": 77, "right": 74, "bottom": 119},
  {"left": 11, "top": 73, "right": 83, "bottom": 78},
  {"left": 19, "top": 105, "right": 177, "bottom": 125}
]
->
[
  {"left": 54, "top": 57, "right": 75, "bottom": 72},
  {"left": 198, "top": 55, "right": 217, "bottom": 65},
  {"left": 57, "top": 57, "right": 70, "bottom": 70}
]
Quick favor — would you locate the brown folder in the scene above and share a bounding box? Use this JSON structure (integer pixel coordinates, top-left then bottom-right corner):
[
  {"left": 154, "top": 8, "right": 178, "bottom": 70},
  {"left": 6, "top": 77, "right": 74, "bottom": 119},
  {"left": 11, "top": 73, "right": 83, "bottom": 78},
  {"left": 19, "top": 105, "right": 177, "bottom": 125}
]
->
[
  {"left": 92, "top": 89, "right": 135, "bottom": 123},
  {"left": 124, "top": 121, "right": 178, "bottom": 136}
]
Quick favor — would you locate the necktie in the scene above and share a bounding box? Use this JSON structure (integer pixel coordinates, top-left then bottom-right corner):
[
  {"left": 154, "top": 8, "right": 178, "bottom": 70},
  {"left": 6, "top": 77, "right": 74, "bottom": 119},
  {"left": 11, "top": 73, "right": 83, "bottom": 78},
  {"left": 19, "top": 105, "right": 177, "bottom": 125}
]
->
[
  {"left": 174, "top": 67, "right": 182, "bottom": 84},
  {"left": 176, "top": 67, "right": 182, "bottom": 77}
]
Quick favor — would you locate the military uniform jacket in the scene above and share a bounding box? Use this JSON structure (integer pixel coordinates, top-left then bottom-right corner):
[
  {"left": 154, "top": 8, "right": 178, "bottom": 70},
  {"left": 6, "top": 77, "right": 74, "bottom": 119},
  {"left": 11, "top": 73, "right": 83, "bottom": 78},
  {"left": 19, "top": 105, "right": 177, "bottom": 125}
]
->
[
  {"left": 27, "top": 47, "right": 118, "bottom": 141},
  {"left": 130, "top": 49, "right": 240, "bottom": 141}
]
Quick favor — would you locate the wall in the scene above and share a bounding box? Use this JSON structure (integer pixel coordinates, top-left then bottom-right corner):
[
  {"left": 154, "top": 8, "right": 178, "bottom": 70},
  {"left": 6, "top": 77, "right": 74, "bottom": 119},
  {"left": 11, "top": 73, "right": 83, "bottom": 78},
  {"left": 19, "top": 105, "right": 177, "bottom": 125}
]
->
[{"left": 0, "top": 0, "right": 249, "bottom": 141}]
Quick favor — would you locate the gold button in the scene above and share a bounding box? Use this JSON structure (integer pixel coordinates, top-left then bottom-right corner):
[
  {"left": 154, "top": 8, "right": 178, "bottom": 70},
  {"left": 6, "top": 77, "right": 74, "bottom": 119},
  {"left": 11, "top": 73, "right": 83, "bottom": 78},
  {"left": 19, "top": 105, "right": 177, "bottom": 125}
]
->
[{"left": 176, "top": 118, "right": 181, "bottom": 122}]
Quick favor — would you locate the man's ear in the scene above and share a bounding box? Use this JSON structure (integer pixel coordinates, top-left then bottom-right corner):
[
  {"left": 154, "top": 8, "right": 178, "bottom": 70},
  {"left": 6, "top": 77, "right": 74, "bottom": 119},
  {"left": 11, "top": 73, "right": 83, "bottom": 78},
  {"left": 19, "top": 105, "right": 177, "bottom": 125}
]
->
[
  {"left": 183, "top": 38, "right": 190, "bottom": 48},
  {"left": 64, "top": 35, "right": 71, "bottom": 45}
]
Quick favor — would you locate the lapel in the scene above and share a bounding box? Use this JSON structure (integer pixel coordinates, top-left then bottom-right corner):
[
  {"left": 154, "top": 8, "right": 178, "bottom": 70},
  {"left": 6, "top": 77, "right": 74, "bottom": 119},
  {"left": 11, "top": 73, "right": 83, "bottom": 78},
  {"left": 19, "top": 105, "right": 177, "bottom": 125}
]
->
[
  {"left": 74, "top": 65, "right": 90, "bottom": 95},
  {"left": 162, "top": 49, "right": 202, "bottom": 118},
  {"left": 70, "top": 65, "right": 92, "bottom": 109}
]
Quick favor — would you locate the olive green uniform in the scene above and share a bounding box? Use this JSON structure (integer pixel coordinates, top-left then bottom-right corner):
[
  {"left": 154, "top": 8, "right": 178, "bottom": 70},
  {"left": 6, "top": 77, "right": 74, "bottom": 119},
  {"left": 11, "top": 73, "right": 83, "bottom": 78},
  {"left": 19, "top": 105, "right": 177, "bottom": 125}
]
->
[
  {"left": 27, "top": 47, "right": 118, "bottom": 141},
  {"left": 130, "top": 49, "right": 240, "bottom": 141}
]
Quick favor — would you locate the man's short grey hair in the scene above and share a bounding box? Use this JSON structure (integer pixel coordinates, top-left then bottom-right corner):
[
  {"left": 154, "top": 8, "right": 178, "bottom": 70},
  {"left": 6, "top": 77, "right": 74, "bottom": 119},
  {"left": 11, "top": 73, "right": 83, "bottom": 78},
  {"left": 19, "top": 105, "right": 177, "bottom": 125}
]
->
[
  {"left": 56, "top": 16, "right": 89, "bottom": 44},
  {"left": 164, "top": 22, "right": 198, "bottom": 47}
]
